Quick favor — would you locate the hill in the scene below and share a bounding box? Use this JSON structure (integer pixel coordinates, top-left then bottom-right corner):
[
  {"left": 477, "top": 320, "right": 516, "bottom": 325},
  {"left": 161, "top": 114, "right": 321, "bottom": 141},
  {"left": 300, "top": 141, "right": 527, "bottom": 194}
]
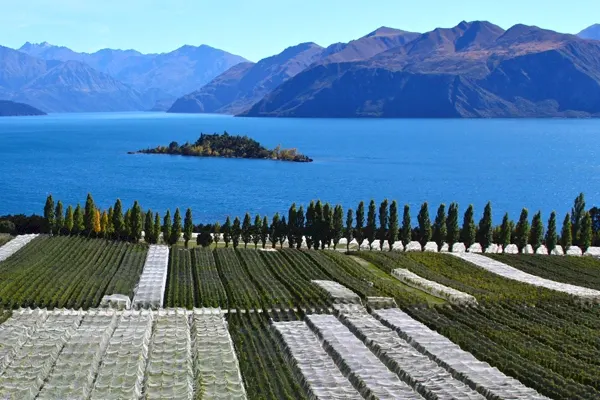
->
[
  {"left": 0, "top": 100, "right": 46, "bottom": 116},
  {"left": 242, "top": 22, "right": 600, "bottom": 118},
  {"left": 578, "top": 24, "right": 600, "bottom": 40}
]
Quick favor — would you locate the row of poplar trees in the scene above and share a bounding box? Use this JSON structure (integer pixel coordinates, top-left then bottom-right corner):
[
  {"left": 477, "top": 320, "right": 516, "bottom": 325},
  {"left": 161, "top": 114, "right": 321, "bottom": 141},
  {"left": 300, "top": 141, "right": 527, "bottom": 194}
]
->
[{"left": 43, "top": 194, "right": 196, "bottom": 246}]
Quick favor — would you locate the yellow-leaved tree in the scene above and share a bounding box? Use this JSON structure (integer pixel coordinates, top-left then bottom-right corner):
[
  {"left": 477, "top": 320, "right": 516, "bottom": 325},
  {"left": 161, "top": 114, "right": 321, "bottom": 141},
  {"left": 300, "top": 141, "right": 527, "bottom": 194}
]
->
[
  {"left": 100, "top": 211, "right": 109, "bottom": 237},
  {"left": 93, "top": 209, "right": 101, "bottom": 235}
]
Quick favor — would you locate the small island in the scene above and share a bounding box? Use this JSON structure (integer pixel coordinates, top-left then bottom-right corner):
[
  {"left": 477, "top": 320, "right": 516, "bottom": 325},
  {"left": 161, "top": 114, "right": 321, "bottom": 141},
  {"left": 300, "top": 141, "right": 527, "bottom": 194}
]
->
[
  {"left": 0, "top": 100, "right": 46, "bottom": 117},
  {"left": 130, "top": 132, "right": 313, "bottom": 162}
]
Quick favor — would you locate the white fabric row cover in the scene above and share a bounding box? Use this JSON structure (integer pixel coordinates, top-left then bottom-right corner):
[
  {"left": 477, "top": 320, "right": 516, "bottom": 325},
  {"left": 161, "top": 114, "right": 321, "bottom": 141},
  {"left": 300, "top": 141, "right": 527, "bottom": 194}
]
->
[
  {"left": 373, "top": 308, "right": 549, "bottom": 400},
  {"left": 334, "top": 305, "right": 484, "bottom": 400},
  {"left": 37, "top": 310, "right": 119, "bottom": 399},
  {"left": 452, "top": 253, "right": 600, "bottom": 300},
  {"left": 145, "top": 309, "right": 194, "bottom": 400},
  {"left": 391, "top": 268, "right": 478, "bottom": 306},
  {"left": 0, "top": 308, "right": 48, "bottom": 376},
  {"left": 305, "top": 313, "right": 422, "bottom": 400},
  {"left": 192, "top": 308, "right": 247, "bottom": 399},
  {"left": 100, "top": 294, "right": 131, "bottom": 310},
  {"left": 0, "top": 234, "right": 38, "bottom": 262},
  {"left": 0, "top": 310, "right": 83, "bottom": 400},
  {"left": 133, "top": 245, "right": 169, "bottom": 309},
  {"left": 271, "top": 320, "right": 362, "bottom": 400},
  {"left": 311, "top": 280, "right": 362, "bottom": 304},
  {"left": 89, "top": 309, "right": 154, "bottom": 400}
]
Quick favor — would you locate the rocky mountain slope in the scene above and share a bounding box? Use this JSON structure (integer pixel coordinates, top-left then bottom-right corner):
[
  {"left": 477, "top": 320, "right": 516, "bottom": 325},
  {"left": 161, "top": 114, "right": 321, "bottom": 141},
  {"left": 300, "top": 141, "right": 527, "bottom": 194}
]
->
[
  {"left": 578, "top": 24, "right": 600, "bottom": 40},
  {"left": 0, "top": 100, "right": 46, "bottom": 116}
]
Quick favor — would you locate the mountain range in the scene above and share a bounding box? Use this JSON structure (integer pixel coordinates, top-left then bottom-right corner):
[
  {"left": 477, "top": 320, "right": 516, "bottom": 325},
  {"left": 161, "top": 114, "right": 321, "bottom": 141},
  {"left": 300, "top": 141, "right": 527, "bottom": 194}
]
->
[
  {"left": 0, "top": 100, "right": 46, "bottom": 116},
  {"left": 578, "top": 24, "right": 600, "bottom": 40}
]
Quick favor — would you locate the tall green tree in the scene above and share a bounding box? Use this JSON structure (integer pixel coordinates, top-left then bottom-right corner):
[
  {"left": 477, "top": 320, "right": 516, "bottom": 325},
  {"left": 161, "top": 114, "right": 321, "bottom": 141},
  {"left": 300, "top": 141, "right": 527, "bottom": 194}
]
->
[
  {"left": 332, "top": 205, "right": 344, "bottom": 249},
  {"left": 295, "top": 206, "right": 305, "bottom": 249},
  {"left": 184, "top": 208, "right": 194, "bottom": 247},
  {"left": 106, "top": 207, "right": 115, "bottom": 238},
  {"left": 461, "top": 205, "right": 476, "bottom": 248},
  {"left": 84, "top": 193, "right": 96, "bottom": 234},
  {"left": 270, "top": 213, "right": 280, "bottom": 248},
  {"left": 446, "top": 203, "right": 460, "bottom": 248},
  {"left": 478, "top": 202, "right": 493, "bottom": 249},
  {"left": 260, "top": 216, "right": 269, "bottom": 249},
  {"left": 130, "top": 201, "right": 144, "bottom": 243},
  {"left": 153, "top": 212, "right": 161, "bottom": 244},
  {"left": 44, "top": 194, "right": 55, "bottom": 234},
  {"left": 278, "top": 217, "right": 287, "bottom": 248},
  {"left": 345, "top": 208, "right": 354, "bottom": 251},
  {"left": 144, "top": 210, "right": 154, "bottom": 244},
  {"left": 73, "top": 204, "right": 84, "bottom": 234},
  {"left": 313, "top": 201, "right": 323, "bottom": 249},
  {"left": 65, "top": 205, "right": 74, "bottom": 234},
  {"left": 500, "top": 213, "right": 512, "bottom": 248},
  {"left": 545, "top": 211, "right": 557, "bottom": 251},
  {"left": 561, "top": 213, "right": 572, "bottom": 249},
  {"left": 530, "top": 211, "right": 544, "bottom": 250},
  {"left": 305, "top": 202, "right": 315, "bottom": 249},
  {"left": 581, "top": 212, "right": 593, "bottom": 251},
  {"left": 123, "top": 209, "right": 132, "bottom": 239},
  {"left": 232, "top": 216, "right": 242, "bottom": 248},
  {"left": 113, "top": 199, "right": 124, "bottom": 239},
  {"left": 170, "top": 208, "right": 182, "bottom": 245},
  {"left": 287, "top": 204, "right": 297, "bottom": 248},
  {"left": 401, "top": 205, "right": 411, "bottom": 245},
  {"left": 241, "top": 213, "right": 252, "bottom": 248},
  {"left": 54, "top": 200, "right": 64, "bottom": 235},
  {"left": 213, "top": 222, "right": 221, "bottom": 248},
  {"left": 378, "top": 199, "right": 389, "bottom": 249},
  {"left": 323, "top": 203, "right": 334, "bottom": 248},
  {"left": 223, "top": 216, "right": 232, "bottom": 247},
  {"left": 252, "top": 215, "right": 261, "bottom": 249},
  {"left": 366, "top": 200, "right": 377, "bottom": 250},
  {"left": 162, "top": 210, "right": 172, "bottom": 245},
  {"left": 417, "top": 202, "right": 432, "bottom": 247},
  {"left": 432, "top": 204, "right": 447, "bottom": 250},
  {"left": 387, "top": 201, "right": 399, "bottom": 250},
  {"left": 571, "top": 193, "right": 586, "bottom": 246},
  {"left": 515, "top": 208, "right": 530, "bottom": 251},
  {"left": 355, "top": 201, "right": 365, "bottom": 249}
]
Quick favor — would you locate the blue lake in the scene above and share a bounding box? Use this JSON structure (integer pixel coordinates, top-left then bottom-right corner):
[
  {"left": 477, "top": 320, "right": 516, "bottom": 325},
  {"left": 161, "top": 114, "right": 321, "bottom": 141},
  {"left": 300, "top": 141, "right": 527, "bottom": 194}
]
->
[{"left": 0, "top": 112, "right": 598, "bottom": 223}]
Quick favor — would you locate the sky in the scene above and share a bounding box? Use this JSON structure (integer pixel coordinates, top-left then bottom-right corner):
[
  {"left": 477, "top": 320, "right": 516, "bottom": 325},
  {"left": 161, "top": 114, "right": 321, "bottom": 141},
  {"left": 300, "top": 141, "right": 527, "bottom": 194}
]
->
[{"left": 1, "top": 0, "right": 598, "bottom": 61}]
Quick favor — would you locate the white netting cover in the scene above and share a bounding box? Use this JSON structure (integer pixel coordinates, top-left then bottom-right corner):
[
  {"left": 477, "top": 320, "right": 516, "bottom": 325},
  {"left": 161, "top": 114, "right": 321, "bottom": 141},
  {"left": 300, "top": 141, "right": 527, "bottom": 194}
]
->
[
  {"left": 405, "top": 241, "right": 422, "bottom": 252},
  {"left": 0, "top": 308, "right": 48, "bottom": 376},
  {"left": 452, "top": 253, "right": 600, "bottom": 300},
  {"left": 0, "top": 234, "right": 38, "bottom": 262},
  {"left": 451, "top": 243, "right": 466, "bottom": 253},
  {"left": 566, "top": 246, "right": 583, "bottom": 256},
  {"left": 424, "top": 242, "right": 439, "bottom": 252},
  {"left": 381, "top": 241, "right": 390, "bottom": 251},
  {"left": 306, "top": 313, "right": 421, "bottom": 399},
  {"left": 100, "top": 294, "right": 131, "bottom": 310},
  {"left": 144, "top": 309, "right": 194, "bottom": 399},
  {"left": 551, "top": 245, "right": 564, "bottom": 255},
  {"left": 391, "top": 269, "right": 478, "bottom": 306},
  {"left": 485, "top": 244, "right": 498, "bottom": 254},
  {"left": 392, "top": 241, "right": 405, "bottom": 251},
  {"left": 366, "top": 297, "right": 398, "bottom": 309},
  {"left": 133, "top": 245, "right": 169, "bottom": 309},
  {"left": 467, "top": 243, "right": 482, "bottom": 253},
  {"left": 312, "top": 280, "right": 362, "bottom": 304},
  {"left": 360, "top": 240, "right": 370, "bottom": 250},
  {"left": 584, "top": 246, "right": 600, "bottom": 257},
  {"left": 334, "top": 305, "right": 485, "bottom": 400},
  {"left": 503, "top": 244, "right": 519, "bottom": 254},
  {"left": 192, "top": 308, "right": 247, "bottom": 399},
  {"left": 522, "top": 245, "right": 534, "bottom": 254},
  {"left": 0, "top": 309, "right": 83, "bottom": 400},
  {"left": 373, "top": 308, "right": 549, "bottom": 400},
  {"left": 440, "top": 243, "right": 449, "bottom": 252},
  {"left": 37, "top": 310, "right": 118, "bottom": 399},
  {"left": 271, "top": 320, "right": 362, "bottom": 400},
  {"left": 90, "top": 309, "right": 154, "bottom": 400},
  {"left": 535, "top": 245, "right": 549, "bottom": 255}
]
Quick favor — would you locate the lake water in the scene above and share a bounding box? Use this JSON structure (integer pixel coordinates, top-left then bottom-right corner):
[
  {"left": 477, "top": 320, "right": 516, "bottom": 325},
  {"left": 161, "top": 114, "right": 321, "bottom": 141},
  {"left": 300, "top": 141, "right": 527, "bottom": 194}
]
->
[{"left": 0, "top": 112, "right": 598, "bottom": 224}]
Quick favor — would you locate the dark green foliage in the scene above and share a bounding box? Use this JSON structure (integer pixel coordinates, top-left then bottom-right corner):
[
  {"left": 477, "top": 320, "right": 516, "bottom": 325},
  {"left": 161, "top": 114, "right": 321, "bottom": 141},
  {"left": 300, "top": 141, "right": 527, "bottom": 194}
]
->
[
  {"left": 355, "top": 201, "right": 365, "bottom": 249},
  {"left": 287, "top": 204, "right": 297, "bottom": 248},
  {"left": 561, "top": 213, "right": 572, "bottom": 249},
  {"left": 366, "top": 200, "right": 377, "bottom": 249},
  {"left": 123, "top": 209, "right": 132, "bottom": 239},
  {"left": 270, "top": 213, "right": 280, "bottom": 248},
  {"left": 515, "top": 208, "right": 530, "bottom": 251},
  {"left": 571, "top": 192, "right": 586, "bottom": 246},
  {"left": 294, "top": 206, "right": 304, "bottom": 249},
  {"left": 378, "top": 199, "right": 389, "bottom": 249},
  {"left": 332, "top": 205, "right": 344, "bottom": 249},
  {"left": 478, "top": 202, "right": 493, "bottom": 249},
  {"left": 170, "top": 208, "right": 182, "bottom": 245},
  {"left": 223, "top": 216, "right": 232, "bottom": 247},
  {"left": 184, "top": 208, "right": 193, "bottom": 247},
  {"left": 130, "top": 201, "right": 143, "bottom": 243},
  {"left": 261, "top": 216, "right": 269, "bottom": 249},
  {"left": 153, "top": 212, "right": 161, "bottom": 244},
  {"left": 193, "top": 248, "right": 227, "bottom": 307},
  {"left": 65, "top": 205, "right": 74, "bottom": 234},
  {"left": 313, "top": 201, "right": 323, "bottom": 249},
  {"left": 499, "top": 213, "right": 511, "bottom": 248},
  {"left": 144, "top": 210, "right": 154, "bottom": 244},
  {"left": 278, "top": 217, "right": 287, "bottom": 248},
  {"left": 54, "top": 201, "right": 64, "bottom": 235},
  {"left": 432, "top": 203, "right": 447, "bottom": 250},
  {"left": 461, "top": 205, "right": 476, "bottom": 248},
  {"left": 581, "top": 212, "right": 593, "bottom": 251},
  {"left": 545, "top": 211, "right": 558, "bottom": 251},
  {"left": 446, "top": 202, "right": 459, "bottom": 248},
  {"left": 73, "top": 204, "right": 84, "bottom": 234},
  {"left": 417, "top": 202, "right": 432, "bottom": 247},
  {"left": 345, "top": 208, "right": 354, "bottom": 251},
  {"left": 252, "top": 215, "right": 261, "bottom": 249},
  {"left": 241, "top": 213, "right": 252, "bottom": 248},
  {"left": 213, "top": 222, "right": 221, "bottom": 248},
  {"left": 305, "top": 202, "right": 315, "bottom": 249},
  {"left": 112, "top": 199, "right": 124, "bottom": 239},
  {"left": 388, "top": 201, "right": 399, "bottom": 250},
  {"left": 530, "top": 211, "right": 544, "bottom": 250},
  {"left": 84, "top": 193, "right": 95, "bottom": 234},
  {"left": 401, "top": 204, "right": 411, "bottom": 245},
  {"left": 43, "top": 195, "right": 54, "bottom": 234},
  {"left": 196, "top": 231, "right": 212, "bottom": 247},
  {"left": 165, "top": 248, "right": 195, "bottom": 309},
  {"left": 322, "top": 203, "right": 333, "bottom": 248},
  {"left": 0, "top": 221, "right": 15, "bottom": 234}
]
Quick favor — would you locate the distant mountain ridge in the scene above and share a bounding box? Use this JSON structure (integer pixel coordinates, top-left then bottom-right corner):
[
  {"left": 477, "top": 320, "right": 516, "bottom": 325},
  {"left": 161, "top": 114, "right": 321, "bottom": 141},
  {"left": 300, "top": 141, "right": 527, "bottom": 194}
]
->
[
  {"left": 0, "top": 100, "right": 46, "bottom": 116},
  {"left": 578, "top": 24, "right": 600, "bottom": 40}
]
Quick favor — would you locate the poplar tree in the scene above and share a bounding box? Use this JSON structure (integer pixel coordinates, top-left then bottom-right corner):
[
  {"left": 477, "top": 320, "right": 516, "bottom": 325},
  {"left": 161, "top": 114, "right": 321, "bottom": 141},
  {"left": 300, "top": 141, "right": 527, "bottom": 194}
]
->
[
  {"left": 232, "top": 216, "right": 241, "bottom": 248},
  {"left": 107, "top": 207, "right": 115, "bottom": 237},
  {"left": 261, "top": 216, "right": 269, "bottom": 249},
  {"left": 446, "top": 203, "right": 460, "bottom": 248},
  {"left": 44, "top": 194, "right": 55, "bottom": 234},
  {"left": 84, "top": 193, "right": 96, "bottom": 234},
  {"left": 153, "top": 212, "right": 161, "bottom": 244},
  {"left": 323, "top": 203, "right": 334, "bottom": 248},
  {"left": 223, "top": 216, "right": 232, "bottom": 247},
  {"left": 417, "top": 202, "right": 432, "bottom": 247},
  {"left": 561, "top": 213, "right": 572, "bottom": 249},
  {"left": 93, "top": 209, "right": 101, "bottom": 235},
  {"left": 530, "top": 211, "right": 544, "bottom": 250},
  {"left": 332, "top": 205, "right": 344, "bottom": 249},
  {"left": 145, "top": 210, "right": 154, "bottom": 243},
  {"left": 183, "top": 208, "right": 193, "bottom": 247},
  {"left": 401, "top": 205, "right": 411, "bottom": 245},
  {"left": 345, "top": 208, "right": 354, "bottom": 251},
  {"left": 278, "top": 217, "right": 287, "bottom": 248},
  {"left": 295, "top": 206, "right": 305, "bottom": 249},
  {"left": 65, "top": 205, "right": 74, "bottom": 234},
  {"left": 252, "top": 215, "right": 261, "bottom": 249},
  {"left": 355, "top": 201, "right": 365, "bottom": 249},
  {"left": 270, "top": 213, "right": 280, "bottom": 248},
  {"left": 213, "top": 222, "right": 221, "bottom": 248},
  {"left": 73, "top": 204, "right": 84, "bottom": 234},
  {"left": 581, "top": 212, "right": 593, "bottom": 251},
  {"left": 515, "top": 208, "right": 530, "bottom": 251},
  {"left": 113, "top": 199, "right": 124, "bottom": 240},
  {"left": 101, "top": 211, "right": 109, "bottom": 238},
  {"left": 123, "top": 209, "right": 132, "bottom": 240},
  {"left": 54, "top": 201, "right": 64, "bottom": 235},
  {"left": 378, "top": 199, "right": 389, "bottom": 250},
  {"left": 461, "top": 205, "right": 476, "bottom": 248},
  {"left": 170, "top": 208, "right": 182, "bottom": 245},
  {"left": 287, "top": 204, "right": 297, "bottom": 248},
  {"left": 305, "top": 202, "right": 315, "bottom": 249},
  {"left": 478, "top": 202, "right": 493, "bottom": 249},
  {"left": 500, "top": 213, "right": 512, "bottom": 248},
  {"left": 241, "top": 213, "right": 252, "bottom": 248},
  {"left": 545, "top": 211, "right": 557, "bottom": 251},
  {"left": 366, "top": 200, "right": 377, "bottom": 250},
  {"left": 432, "top": 203, "right": 447, "bottom": 250},
  {"left": 388, "top": 201, "right": 399, "bottom": 250},
  {"left": 313, "top": 201, "right": 323, "bottom": 249},
  {"left": 163, "top": 210, "right": 172, "bottom": 245},
  {"left": 571, "top": 193, "right": 586, "bottom": 246},
  {"left": 130, "top": 201, "right": 144, "bottom": 243}
]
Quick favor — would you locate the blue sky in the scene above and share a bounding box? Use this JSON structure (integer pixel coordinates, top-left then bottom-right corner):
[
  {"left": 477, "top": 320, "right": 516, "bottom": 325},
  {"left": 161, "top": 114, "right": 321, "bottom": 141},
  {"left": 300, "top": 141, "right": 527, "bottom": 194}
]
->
[{"left": 1, "top": 0, "right": 598, "bottom": 61}]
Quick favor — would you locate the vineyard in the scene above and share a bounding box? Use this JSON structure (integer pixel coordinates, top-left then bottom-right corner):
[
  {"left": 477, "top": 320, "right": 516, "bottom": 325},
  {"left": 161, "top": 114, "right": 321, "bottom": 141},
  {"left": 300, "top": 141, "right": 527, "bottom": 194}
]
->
[{"left": 1, "top": 234, "right": 600, "bottom": 399}]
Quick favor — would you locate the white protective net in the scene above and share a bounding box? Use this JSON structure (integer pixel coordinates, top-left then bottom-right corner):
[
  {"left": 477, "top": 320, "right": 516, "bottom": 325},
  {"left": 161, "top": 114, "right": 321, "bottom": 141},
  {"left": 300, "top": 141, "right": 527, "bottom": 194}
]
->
[
  {"left": 144, "top": 309, "right": 194, "bottom": 399},
  {"left": 305, "top": 313, "right": 421, "bottom": 400},
  {"left": 373, "top": 308, "right": 549, "bottom": 400},
  {"left": 0, "top": 234, "right": 38, "bottom": 262},
  {"left": 391, "top": 268, "right": 478, "bottom": 305},
  {"left": 192, "top": 308, "right": 246, "bottom": 399},
  {"left": 89, "top": 309, "right": 153, "bottom": 400},
  {"left": 132, "top": 245, "right": 169, "bottom": 309},
  {"left": 311, "top": 280, "right": 362, "bottom": 304},
  {"left": 100, "top": 294, "right": 131, "bottom": 310},
  {"left": 334, "top": 304, "right": 484, "bottom": 400},
  {"left": 452, "top": 252, "right": 600, "bottom": 300},
  {"left": 0, "top": 308, "right": 48, "bottom": 376},
  {"left": 0, "top": 309, "right": 83, "bottom": 400},
  {"left": 37, "top": 309, "right": 118, "bottom": 399},
  {"left": 271, "top": 320, "right": 362, "bottom": 400}
]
